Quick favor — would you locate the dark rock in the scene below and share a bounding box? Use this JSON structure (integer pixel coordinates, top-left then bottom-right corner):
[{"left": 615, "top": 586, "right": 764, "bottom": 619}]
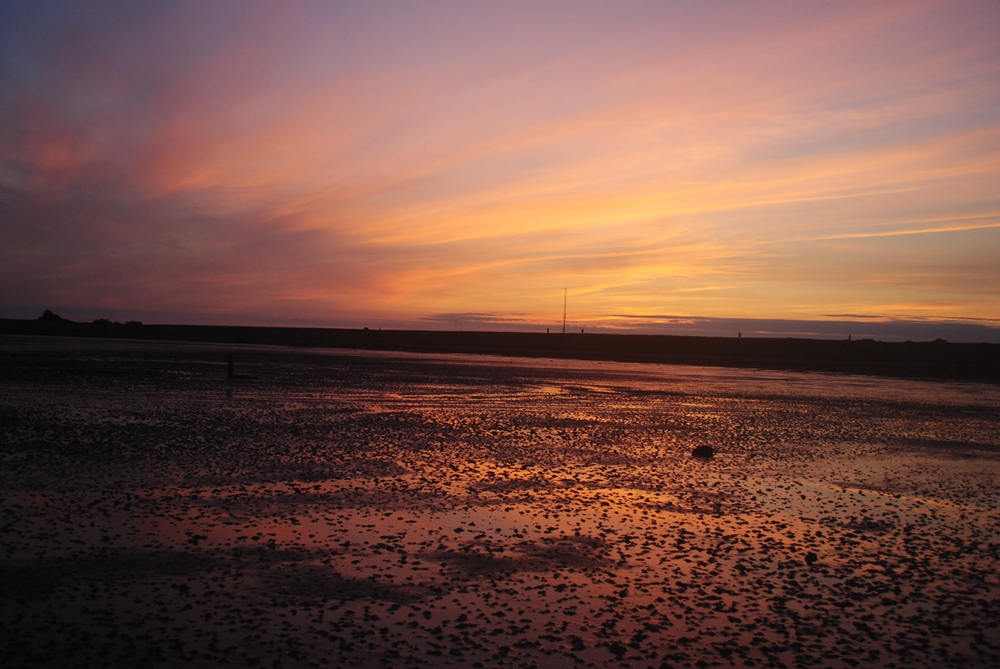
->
[
  {"left": 692, "top": 445, "right": 715, "bottom": 459},
  {"left": 805, "top": 552, "right": 818, "bottom": 565}
]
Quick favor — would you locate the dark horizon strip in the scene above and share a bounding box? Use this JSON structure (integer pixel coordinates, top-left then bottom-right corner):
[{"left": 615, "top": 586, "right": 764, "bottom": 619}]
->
[{"left": 3, "top": 318, "right": 998, "bottom": 384}]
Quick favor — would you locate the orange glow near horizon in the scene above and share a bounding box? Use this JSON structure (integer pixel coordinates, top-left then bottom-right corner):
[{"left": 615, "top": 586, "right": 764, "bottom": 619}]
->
[{"left": 2, "top": 1, "right": 999, "bottom": 338}]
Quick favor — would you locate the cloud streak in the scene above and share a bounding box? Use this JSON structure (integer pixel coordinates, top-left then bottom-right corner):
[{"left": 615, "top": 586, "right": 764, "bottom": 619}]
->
[{"left": 2, "top": 1, "right": 999, "bottom": 339}]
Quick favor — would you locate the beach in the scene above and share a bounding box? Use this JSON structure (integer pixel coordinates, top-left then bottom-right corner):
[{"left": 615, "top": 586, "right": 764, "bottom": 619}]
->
[{"left": 2, "top": 335, "right": 999, "bottom": 668}]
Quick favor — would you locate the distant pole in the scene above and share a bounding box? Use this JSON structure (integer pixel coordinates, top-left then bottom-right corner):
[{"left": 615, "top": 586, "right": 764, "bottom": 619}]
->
[
  {"left": 455, "top": 321, "right": 462, "bottom": 331},
  {"left": 562, "top": 287, "right": 567, "bottom": 334}
]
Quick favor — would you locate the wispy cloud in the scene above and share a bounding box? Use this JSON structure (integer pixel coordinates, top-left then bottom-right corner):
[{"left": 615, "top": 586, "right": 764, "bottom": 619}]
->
[
  {"left": 817, "top": 221, "right": 1000, "bottom": 240},
  {"left": 2, "top": 1, "right": 999, "bottom": 331}
]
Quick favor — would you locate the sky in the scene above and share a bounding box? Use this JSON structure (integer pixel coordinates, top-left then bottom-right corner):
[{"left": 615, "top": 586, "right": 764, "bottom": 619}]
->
[{"left": 2, "top": 1, "right": 1000, "bottom": 341}]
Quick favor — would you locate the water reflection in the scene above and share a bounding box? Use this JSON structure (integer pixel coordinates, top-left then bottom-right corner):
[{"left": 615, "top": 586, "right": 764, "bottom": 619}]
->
[{"left": 1, "top": 337, "right": 999, "bottom": 668}]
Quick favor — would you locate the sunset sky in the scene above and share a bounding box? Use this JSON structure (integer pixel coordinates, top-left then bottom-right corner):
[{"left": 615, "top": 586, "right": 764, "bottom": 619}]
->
[{"left": 2, "top": 1, "right": 999, "bottom": 340}]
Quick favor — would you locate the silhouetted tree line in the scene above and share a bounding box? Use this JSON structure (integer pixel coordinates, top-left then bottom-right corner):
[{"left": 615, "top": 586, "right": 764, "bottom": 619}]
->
[{"left": 37, "top": 310, "right": 141, "bottom": 326}]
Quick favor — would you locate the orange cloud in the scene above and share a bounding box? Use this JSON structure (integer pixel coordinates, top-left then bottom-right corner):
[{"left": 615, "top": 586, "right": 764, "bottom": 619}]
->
[{"left": 2, "top": 0, "right": 999, "bottom": 334}]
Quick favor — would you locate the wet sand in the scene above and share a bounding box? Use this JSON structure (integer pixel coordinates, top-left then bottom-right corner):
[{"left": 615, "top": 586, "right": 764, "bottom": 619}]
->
[{"left": 2, "top": 335, "right": 999, "bottom": 668}]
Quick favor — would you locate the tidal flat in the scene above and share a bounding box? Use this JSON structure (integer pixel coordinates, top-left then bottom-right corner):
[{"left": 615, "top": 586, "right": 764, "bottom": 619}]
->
[{"left": 1, "top": 335, "right": 999, "bottom": 668}]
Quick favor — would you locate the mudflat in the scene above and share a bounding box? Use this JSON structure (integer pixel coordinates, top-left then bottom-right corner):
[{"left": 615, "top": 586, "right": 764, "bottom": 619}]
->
[{"left": 2, "top": 335, "right": 999, "bottom": 668}]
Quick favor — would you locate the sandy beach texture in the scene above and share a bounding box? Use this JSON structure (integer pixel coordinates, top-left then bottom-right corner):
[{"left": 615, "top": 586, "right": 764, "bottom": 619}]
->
[{"left": 2, "top": 335, "right": 999, "bottom": 668}]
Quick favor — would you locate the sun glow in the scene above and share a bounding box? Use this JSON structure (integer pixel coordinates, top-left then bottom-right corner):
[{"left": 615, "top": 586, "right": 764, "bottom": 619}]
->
[{"left": 2, "top": 1, "right": 999, "bottom": 336}]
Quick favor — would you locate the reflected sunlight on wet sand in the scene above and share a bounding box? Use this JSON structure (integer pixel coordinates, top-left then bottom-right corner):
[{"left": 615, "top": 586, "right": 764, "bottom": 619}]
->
[{"left": 2, "top": 336, "right": 999, "bottom": 668}]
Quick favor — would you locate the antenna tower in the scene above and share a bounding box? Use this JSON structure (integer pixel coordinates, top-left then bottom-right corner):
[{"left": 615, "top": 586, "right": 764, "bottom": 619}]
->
[{"left": 562, "top": 287, "right": 567, "bottom": 334}]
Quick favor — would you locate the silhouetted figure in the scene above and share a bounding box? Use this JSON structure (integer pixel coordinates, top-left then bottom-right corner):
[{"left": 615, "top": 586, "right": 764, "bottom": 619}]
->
[
  {"left": 227, "top": 355, "right": 258, "bottom": 380},
  {"left": 738, "top": 332, "right": 741, "bottom": 338}
]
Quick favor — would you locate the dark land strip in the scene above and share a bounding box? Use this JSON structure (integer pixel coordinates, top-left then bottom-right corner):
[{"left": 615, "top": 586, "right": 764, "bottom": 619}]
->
[{"left": 3, "top": 317, "right": 999, "bottom": 382}]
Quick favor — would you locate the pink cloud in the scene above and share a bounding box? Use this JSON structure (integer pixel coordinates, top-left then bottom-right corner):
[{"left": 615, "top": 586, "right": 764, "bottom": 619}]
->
[{"left": 2, "top": 1, "right": 999, "bottom": 331}]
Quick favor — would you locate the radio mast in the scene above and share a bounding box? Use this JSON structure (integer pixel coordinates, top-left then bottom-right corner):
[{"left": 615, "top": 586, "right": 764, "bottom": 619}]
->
[{"left": 562, "top": 287, "right": 567, "bottom": 334}]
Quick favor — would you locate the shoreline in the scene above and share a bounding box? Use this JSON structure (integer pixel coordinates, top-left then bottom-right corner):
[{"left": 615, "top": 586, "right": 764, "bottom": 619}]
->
[{"left": 3, "top": 317, "right": 999, "bottom": 382}]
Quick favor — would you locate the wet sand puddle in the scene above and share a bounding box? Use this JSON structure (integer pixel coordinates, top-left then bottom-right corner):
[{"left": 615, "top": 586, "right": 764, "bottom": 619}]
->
[{"left": 2, "top": 337, "right": 999, "bottom": 668}]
